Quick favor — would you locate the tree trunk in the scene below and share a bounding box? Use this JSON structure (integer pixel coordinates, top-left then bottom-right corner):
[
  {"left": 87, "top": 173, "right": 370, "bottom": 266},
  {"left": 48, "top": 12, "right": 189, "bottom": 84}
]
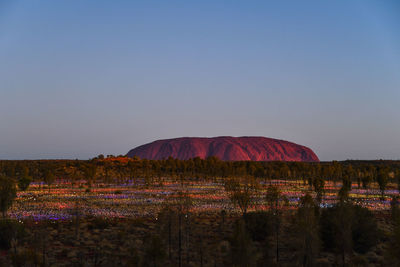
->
[
  {"left": 186, "top": 215, "right": 190, "bottom": 266},
  {"left": 276, "top": 221, "right": 279, "bottom": 263},
  {"left": 342, "top": 247, "right": 345, "bottom": 267},
  {"left": 276, "top": 231, "right": 279, "bottom": 263},
  {"left": 179, "top": 213, "right": 182, "bottom": 267},
  {"left": 200, "top": 236, "right": 203, "bottom": 267},
  {"left": 168, "top": 215, "right": 172, "bottom": 260}
]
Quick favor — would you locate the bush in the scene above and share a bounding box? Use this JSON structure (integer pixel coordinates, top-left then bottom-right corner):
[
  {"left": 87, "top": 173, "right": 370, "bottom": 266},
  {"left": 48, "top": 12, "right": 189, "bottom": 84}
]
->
[{"left": 114, "top": 190, "right": 122, "bottom": 195}]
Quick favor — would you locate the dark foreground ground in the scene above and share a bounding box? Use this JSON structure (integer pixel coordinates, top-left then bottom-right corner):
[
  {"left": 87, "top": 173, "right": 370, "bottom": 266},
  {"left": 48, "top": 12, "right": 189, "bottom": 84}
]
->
[{"left": 0, "top": 210, "right": 396, "bottom": 267}]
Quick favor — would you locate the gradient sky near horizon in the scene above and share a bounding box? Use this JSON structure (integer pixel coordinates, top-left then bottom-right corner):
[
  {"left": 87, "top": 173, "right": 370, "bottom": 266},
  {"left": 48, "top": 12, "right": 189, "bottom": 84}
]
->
[{"left": 1, "top": 0, "right": 399, "bottom": 161}]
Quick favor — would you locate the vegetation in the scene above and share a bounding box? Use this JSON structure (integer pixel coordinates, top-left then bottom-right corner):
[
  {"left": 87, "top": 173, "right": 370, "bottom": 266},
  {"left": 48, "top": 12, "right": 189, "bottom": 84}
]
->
[
  {"left": 225, "top": 176, "right": 259, "bottom": 216},
  {"left": 0, "top": 157, "right": 399, "bottom": 265},
  {"left": 295, "top": 193, "right": 320, "bottom": 266},
  {"left": 0, "top": 176, "right": 17, "bottom": 218},
  {"left": 1, "top": 157, "right": 400, "bottom": 188}
]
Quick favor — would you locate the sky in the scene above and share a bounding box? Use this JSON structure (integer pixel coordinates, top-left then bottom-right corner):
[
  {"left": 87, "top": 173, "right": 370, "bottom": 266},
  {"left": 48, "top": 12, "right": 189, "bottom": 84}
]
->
[{"left": 0, "top": 0, "right": 399, "bottom": 161}]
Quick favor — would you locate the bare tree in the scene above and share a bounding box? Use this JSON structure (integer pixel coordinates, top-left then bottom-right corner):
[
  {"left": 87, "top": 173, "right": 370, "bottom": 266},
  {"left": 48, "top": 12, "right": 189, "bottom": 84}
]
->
[
  {"left": 225, "top": 176, "right": 259, "bottom": 216},
  {"left": 265, "top": 185, "right": 288, "bottom": 264}
]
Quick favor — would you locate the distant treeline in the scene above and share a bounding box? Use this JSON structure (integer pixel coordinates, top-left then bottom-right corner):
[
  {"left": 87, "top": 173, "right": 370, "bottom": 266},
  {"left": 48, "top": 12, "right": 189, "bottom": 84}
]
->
[{"left": 1, "top": 156, "right": 400, "bottom": 188}]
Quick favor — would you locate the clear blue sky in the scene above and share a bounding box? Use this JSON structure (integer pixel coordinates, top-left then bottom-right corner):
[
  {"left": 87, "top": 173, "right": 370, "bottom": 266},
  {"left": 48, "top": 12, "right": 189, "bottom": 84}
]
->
[{"left": 1, "top": 0, "right": 399, "bottom": 161}]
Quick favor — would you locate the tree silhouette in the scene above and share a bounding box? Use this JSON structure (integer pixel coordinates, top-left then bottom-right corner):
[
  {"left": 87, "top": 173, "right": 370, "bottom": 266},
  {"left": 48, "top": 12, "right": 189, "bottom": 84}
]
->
[
  {"left": 0, "top": 176, "right": 17, "bottom": 218},
  {"left": 265, "top": 185, "right": 288, "bottom": 264},
  {"left": 43, "top": 170, "right": 55, "bottom": 192},
  {"left": 376, "top": 167, "right": 389, "bottom": 200},
  {"left": 230, "top": 219, "right": 254, "bottom": 267},
  {"left": 82, "top": 163, "right": 97, "bottom": 187},
  {"left": 225, "top": 177, "right": 259, "bottom": 216},
  {"left": 321, "top": 202, "right": 354, "bottom": 266},
  {"left": 18, "top": 176, "right": 32, "bottom": 191},
  {"left": 389, "top": 196, "right": 400, "bottom": 265},
  {"left": 312, "top": 177, "right": 325, "bottom": 205},
  {"left": 174, "top": 191, "right": 192, "bottom": 267},
  {"left": 295, "top": 193, "right": 320, "bottom": 267}
]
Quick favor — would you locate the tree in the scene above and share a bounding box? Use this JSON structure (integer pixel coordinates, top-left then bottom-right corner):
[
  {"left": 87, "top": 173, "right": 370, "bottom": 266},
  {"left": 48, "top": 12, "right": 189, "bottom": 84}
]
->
[
  {"left": 18, "top": 176, "right": 32, "bottom": 191},
  {"left": 265, "top": 185, "right": 288, "bottom": 264},
  {"left": 103, "top": 161, "right": 113, "bottom": 184},
  {"left": 338, "top": 183, "right": 350, "bottom": 203},
  {"left": 391, "top": 196, "right": 400, "bottom": 224},
  {"left": 376, "top": 167, "right": 389, "bottom": 200},
  {"left": 295, "top": 193, "right": 320, "bottom": 267},
  {"left": 243, "top": 211, "right": 271, "bottom": 242},
  {"left": 320, "top": 202, "right": 379, "bottom": 266},
  {"left": 338, "top": 172, "right": 352, "bottom": 203},
  {"left": 361, "top": 170, "right": 372, "bottom": 199},
  {"left": 388, "top": 222, "right": 400, "bottom": 265},
  {"left": 266, "top": 185, "right": 288, "bottom": 212},
  {"left": 0, "top": 219, "right": 26, "bottom": 251},
  {"left": 17, "top": 166, "right": 31, "bottom": 192},
  {"left": 352, "top": 205, "right": 379, "bottom": 254},
  {"left": 389, "top": 196, "right": 400, "bottom": 265},
  {"left": 128, "top": 160, "right": 139, "bottom": 184},
  {"left": 394, "top": 169, "right": 400, "bottom": 193},
  {"left": 320, "top": 202, "right": 354, "bottom": 266},
  {"left": 0, "top": 176, "right": 17, "bottom": 218},
  {"left": 332, "top": 161, "right": 342, "bottom": 186},
  {"left": 82, "top": 163, "right": 97, "bottom": 187},
  {"left": 174, "top": 191, "right": 192, "bottom": 267},
  {"left": 312, "top": 177, "right": 325, "bottom": 205},
  {"left": 115, "top": 162, "right": 127, "bottom": 184},
  {"left": 225, "top": 177, "right": 259, "bottom": 216},
  {"left": 43, "top": 170, "right": 55, "bottom": 192},
  {"left": 230, "top": 219, "right": 255, "bottom": 267},
  {"left": 157, "top": 206, "right": 177, "bottom": 262}
]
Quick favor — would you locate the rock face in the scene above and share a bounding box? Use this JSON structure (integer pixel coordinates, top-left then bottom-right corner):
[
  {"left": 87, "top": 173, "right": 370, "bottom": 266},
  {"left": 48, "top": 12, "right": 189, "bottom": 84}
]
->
[{"left": 126, "top": 136, "right": 319, "bottom": 162}]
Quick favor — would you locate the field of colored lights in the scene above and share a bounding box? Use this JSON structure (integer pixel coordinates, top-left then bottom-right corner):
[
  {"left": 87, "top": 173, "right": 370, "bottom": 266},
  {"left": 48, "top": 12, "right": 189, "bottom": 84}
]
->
[{"left": 9, "top": 179, "right": 399, "bottom": 221}]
